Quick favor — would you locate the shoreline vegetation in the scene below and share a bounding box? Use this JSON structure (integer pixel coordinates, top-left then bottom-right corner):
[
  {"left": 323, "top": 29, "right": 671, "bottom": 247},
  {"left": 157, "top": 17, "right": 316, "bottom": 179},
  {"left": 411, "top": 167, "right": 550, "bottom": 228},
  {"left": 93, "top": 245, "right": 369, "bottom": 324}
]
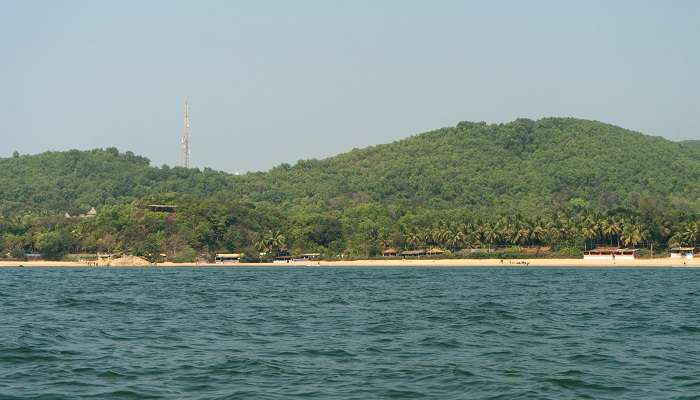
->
[{"left": 1, "top": 258, "right": 698, "bottom": 268}]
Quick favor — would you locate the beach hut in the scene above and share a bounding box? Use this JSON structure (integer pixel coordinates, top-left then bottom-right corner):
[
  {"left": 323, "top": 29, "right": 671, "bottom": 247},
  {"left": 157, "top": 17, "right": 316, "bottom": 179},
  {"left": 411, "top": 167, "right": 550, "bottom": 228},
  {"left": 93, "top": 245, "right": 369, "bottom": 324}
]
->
[
  {"left": 25, "top": 253, "right": 42, "bottom": 261},
  {"left": 670, "top": 247, "right": 696, "bottom": 259},
  {"left": 400, "top": 249, "right": 427, "bottom": 257},
  {"left": 292, "top": 253, "right": 321, "bottom": 261},
  {"left": 215, "top": 253, "right": 241, "bottom": 263},
  {"left": 382, "top": 248, "right": 398, "bottom": 257},
  {"left": 583, "top": 246, "right": 617, "bottom": 260},
  {"left": 427, "top": 248, "right": 446, "bottom": 255},
  {"left": 616, "top": 248, "right": 639, "bottom": 260},
  {"left": 583, "top": 246, "right": 639, "bottom": 260}
]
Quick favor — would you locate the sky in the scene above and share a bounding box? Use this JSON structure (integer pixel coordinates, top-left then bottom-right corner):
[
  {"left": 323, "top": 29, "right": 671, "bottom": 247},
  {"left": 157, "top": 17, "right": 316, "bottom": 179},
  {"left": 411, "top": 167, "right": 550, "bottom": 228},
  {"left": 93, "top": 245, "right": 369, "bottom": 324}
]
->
[{"left": 2, "top": 0, "right": 699, "bottom": 172}]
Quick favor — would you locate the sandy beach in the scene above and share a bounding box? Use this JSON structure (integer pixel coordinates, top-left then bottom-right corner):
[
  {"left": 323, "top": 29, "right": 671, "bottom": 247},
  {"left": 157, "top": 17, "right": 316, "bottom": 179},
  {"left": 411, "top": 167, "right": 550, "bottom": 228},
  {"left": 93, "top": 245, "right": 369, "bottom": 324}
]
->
[{"left": 1, "top": 258, "right": 699, "bottom": 268}]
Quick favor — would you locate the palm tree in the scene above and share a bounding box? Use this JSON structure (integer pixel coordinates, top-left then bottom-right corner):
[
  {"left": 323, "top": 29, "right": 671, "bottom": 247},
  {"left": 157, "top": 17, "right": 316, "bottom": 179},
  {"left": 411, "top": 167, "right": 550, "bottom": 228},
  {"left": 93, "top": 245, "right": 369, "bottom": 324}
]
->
[
  {"left": 655, "top": 219, "right": 673, "bottom": 245},
  {"left": 530, "top": 222, "right": 546, "bottom": 246},
  {"left": 581, "top": 226, "right": 597, "bottom": 250},
  {"left": 405, "top": 231, "right": 422, "bottom": 250},
  {"left": 675, "top": 221, "right": 700, "bottom": 247},
  {"left": 482, "top": 223, "right": 499, "bottom": 251},
  {"left": 460, "top": 222, "right": 479, "bottom": 247},
  {"left": 620, "top": 223, "right": 647, "bottom": 248},
  {"left": 421, "top": 230, "right": 432, "bottom": 248},
  {"left": 580, "top": 217, "right": 600, "bottom": 250},
  {"left": 435, "top": 227, "right": 452, "bottom": 248},
  {"left": 378, "top": 236, "right": 393, "bottom": 250},
  {"left": 263, "top": 230, "right": 286, "bottom": 255},
  {"left": 447, "top": 230, "right": 465, "bottom": 251},
  {"left": 550, "top": 214, "right": 574, "bottom": 244},
  {"left": 512, "top": 226, "right": 531, "bottom": 246},
  {"left": 600, "top": 217, "right": 622, "bottom": 247},
  {"left": 254, "top": 239, "right": 270, "bottom": 254},
  {"left": 496, "top": 218, "right": 515, "bottom": 246}
]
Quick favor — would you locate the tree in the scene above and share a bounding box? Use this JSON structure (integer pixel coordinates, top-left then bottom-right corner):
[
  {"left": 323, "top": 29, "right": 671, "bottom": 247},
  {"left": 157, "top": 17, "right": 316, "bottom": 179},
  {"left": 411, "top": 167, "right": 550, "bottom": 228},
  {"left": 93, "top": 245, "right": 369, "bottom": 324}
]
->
[
  {"left": 35, "top": 230, "right": 74, "bottom": 260},
  {"left": 405, "top": 231, "right": 422, "bottom": 250},
  {"left": 447, "top": 230, "right": 465, "bottom": 251},
  {"left": 264, "top": 230, "right": 286, "bottom": 255},
  {"left": 600, "top": 218, "right": 622, "bottom": 247},
  {"left": 620, "top": 222, "right": 648, "bottom": 248},
  {"left": 482, "top": 224, "right": 499, "bottom": 251},
  {"left": 2, "top": 233, "right": 28, "bottom": 259},
  {"left": 309, "top": 217, "right": 343, "bottom": 247}
]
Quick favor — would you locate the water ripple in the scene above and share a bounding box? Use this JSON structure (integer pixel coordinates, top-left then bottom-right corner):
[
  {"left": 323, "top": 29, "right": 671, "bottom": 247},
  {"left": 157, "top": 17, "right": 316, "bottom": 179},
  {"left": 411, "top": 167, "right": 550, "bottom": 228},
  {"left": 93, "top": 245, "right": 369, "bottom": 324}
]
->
[{"left": 1, "top": 267, "right": 700, "bottom": 399}]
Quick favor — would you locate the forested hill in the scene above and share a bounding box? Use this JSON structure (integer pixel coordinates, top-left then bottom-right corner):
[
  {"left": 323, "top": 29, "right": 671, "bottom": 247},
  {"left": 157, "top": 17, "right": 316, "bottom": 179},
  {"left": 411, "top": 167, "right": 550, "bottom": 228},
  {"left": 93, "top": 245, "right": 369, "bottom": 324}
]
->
[
  {"left": 236, "top": 117, "right": 700, "bottom": 214},
  {"left": 0, "top": 148, "right": 237, "bottom": 215},
  {"left": 680, "top": 140, "right": 700, "bottom": 158},
  {"left": 2, "top": 118, "right": 700, "bottom": 217}
]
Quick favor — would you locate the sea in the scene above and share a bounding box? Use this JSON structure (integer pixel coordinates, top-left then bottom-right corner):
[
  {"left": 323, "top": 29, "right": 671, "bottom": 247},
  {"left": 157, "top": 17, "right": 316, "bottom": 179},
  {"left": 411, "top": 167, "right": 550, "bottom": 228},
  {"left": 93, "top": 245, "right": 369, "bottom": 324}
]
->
[{"left": 1, "top": 267, "right": 699, "bottom": 399}]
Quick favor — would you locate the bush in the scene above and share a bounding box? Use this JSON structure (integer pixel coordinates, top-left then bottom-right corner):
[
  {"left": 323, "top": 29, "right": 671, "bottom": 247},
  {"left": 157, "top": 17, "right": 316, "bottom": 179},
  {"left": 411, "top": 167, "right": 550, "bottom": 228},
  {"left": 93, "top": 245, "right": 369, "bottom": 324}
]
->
[
  {"left": 551, "top": 247, "right": 583, "bottom": 258},
  {"left": 171, "top": 246, "right": 198, "bottom": 263}
]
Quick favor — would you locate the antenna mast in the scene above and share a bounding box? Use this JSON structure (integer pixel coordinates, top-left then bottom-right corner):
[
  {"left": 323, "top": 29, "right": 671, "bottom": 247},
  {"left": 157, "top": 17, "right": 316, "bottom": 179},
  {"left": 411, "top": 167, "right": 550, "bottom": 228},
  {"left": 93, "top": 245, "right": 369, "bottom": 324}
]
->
[{"left": 181, "top": 98, "right": 191, "bottom": 168}]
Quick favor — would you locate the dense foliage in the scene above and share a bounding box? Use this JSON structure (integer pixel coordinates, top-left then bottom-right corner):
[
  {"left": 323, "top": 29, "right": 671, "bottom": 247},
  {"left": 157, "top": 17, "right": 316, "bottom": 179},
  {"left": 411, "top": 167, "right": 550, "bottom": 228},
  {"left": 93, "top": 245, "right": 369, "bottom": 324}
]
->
[
  {"left": 0, "top": 148, "right": 236, "bottom": 216},
  {"left": 2, "top": 118, "right": 700, "bottom": 260}
]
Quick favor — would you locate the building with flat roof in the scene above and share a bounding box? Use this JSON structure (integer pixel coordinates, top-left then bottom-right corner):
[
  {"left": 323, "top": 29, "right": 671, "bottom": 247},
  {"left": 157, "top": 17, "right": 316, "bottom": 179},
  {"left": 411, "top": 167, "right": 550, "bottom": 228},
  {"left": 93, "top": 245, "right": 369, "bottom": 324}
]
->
[
  {"left": 583, "top": 246, "right": 639, "bottom": 260},
  {"left": 670, "top": 247, "right": 696, "bottom": 259},
  {"left": 214, "top": 253, "right": 241, "bottom": 263}
]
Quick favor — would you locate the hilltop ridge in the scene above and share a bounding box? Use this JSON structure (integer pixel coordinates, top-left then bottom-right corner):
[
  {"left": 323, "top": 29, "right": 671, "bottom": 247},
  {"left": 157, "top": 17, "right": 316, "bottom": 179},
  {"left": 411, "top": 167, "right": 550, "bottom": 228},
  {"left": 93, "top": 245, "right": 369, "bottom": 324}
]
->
[
  {"left": 1, "top": 117, "right": 699, "bottom": 216},
  {"left": 234, "top": 117, "right": 700, "bottom": 214}
]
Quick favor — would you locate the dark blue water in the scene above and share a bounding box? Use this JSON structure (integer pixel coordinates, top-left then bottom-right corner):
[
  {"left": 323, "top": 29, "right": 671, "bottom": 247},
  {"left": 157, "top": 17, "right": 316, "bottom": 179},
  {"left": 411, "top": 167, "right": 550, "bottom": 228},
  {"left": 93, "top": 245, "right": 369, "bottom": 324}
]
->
[{"left": 1, "top": 267, "right": 700, "bottom": 399}]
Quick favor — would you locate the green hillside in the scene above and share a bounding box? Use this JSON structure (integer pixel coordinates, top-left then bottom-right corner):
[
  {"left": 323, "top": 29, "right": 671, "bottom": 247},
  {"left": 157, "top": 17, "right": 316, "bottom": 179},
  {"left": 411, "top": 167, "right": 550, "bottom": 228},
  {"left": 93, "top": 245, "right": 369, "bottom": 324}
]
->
[
  {"left": 3, "top": 118, "right": 699, "bottom": 216},
  {"left": 235, "top": 117, "right": 700, "bottom": 214},
  {"left": 680, "top": 140, "right": 700, "bottom": 160},
  {"left": 0, "top": 148, "right": 236, "bottom": 215},
  {"left": 3, "top": 117, "right": 700, "bottom": 260}
]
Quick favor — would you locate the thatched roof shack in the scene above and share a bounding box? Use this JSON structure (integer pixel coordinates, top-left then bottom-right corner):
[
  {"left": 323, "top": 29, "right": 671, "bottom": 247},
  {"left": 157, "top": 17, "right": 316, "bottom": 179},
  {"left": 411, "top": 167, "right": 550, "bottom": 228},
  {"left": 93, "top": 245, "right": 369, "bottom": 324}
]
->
[
  {"left": 399, "top": 248, "right": 446, "bottom": 257},
  {"left": 400, "top": 249, "right": 426, "bottom": 257},
  {"left": 382, "top": 248, "right": 398, "bottom": 257},
  {"left": 584, "top": 247, "right": 639, "bottom": 260}
]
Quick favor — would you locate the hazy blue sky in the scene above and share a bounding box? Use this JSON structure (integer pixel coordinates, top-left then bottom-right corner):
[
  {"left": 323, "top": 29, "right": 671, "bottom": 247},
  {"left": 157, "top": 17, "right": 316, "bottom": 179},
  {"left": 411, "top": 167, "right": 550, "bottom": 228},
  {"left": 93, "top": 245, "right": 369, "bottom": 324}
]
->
[{"left": 2, "top": 1, "right": 699, "bottom": 172}]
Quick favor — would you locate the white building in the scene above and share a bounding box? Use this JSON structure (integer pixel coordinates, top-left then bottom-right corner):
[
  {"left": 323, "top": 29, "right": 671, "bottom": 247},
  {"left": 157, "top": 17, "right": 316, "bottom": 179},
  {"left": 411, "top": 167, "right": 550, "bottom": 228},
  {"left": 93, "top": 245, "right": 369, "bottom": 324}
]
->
[
  {"left": 670, "top": 247, "right": 696, "bottom": 259},
  {"left": 214, "top": 253, "right": 241, "bottom": 263},
  {"left": 583, "top": 247, "right": 639, "bottom": 260}
]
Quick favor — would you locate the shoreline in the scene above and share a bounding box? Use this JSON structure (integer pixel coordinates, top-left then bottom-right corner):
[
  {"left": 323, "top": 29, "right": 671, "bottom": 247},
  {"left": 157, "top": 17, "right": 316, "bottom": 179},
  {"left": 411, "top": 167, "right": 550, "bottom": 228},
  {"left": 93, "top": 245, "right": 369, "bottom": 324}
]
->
[{"left": 1, "top": 258, "right": 698, "bottom": 268}]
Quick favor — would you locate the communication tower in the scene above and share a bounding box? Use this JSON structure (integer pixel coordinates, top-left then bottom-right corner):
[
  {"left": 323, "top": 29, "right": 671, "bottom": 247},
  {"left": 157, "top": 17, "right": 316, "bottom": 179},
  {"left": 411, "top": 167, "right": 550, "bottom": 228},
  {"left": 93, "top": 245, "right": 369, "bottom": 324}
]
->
[{"left": 181, "top": 98, "right": 191, "bottom": 168}]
